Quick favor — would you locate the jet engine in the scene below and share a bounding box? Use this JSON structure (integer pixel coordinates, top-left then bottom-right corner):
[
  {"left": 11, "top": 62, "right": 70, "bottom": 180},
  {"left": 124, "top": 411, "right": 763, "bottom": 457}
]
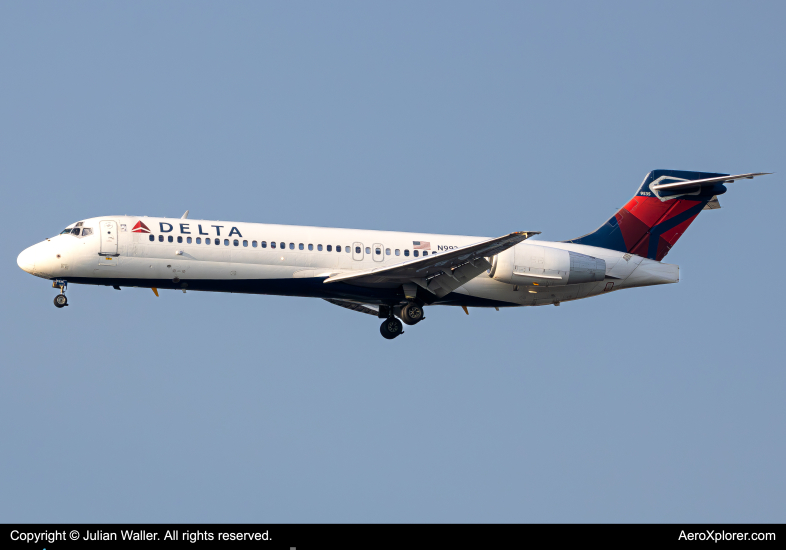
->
[{"left": 488, "top": 244, "right": 606, "bottom": 287}]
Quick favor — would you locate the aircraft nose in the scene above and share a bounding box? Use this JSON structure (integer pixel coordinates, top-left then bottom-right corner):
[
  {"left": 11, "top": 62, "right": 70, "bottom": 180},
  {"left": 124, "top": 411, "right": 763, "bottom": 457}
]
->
[{"left": 17, "top": 246, "right": 37, "bottom": 274}]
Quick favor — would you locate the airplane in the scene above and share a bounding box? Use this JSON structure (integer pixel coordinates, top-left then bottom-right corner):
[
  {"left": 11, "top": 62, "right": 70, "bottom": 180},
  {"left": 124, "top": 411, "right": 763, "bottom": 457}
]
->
[{"left": 17, "top": 169, "right": 769, "bottom": 339}]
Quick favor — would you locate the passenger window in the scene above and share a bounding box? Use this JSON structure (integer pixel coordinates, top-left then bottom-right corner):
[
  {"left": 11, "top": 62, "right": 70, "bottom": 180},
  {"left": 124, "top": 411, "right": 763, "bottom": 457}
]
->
[
  {"left": 395, "top": 249, "right": 400, "bottom": 256},
  {"left": 375, "top": 248, "right": 381, "bottom": 255},
  {"left": 365, "top": 247, "right": 370, "bottom": 254},
  {"left": 299, "top": 243, "right": 304, "bottom": 250},
  {"left": 289, "top": 243, "right": 295, "bottom": 250},
  {"left": 233, "top": 239, "right": 239, "bottom": 246},
  {"left": 252, "top": 241, "right": 257, "bottom": 247},
  {"left": 159, "top": 235, "right": 164, "bottom": 242},
  {"left": 345, "top": 246, "right": 350, "bottom": 253},
  {"left": 168, "top": 236, "right": 173, "bottom": 243},
  {"left": 355, "top": 246, "right": 361, "bottom": 254},
  {"left": 187, "top": 237, "right": 192, "bottom": 244},
  {"left": 281, "top": 242, "right": 285, "bottom": 249},
  {"left": 423, "top": 251, "right": 428, "bottom": 256},
  {"left": 414, "top": 250, "right": 419, "bottom": 257},
  {"left": 261, "top": 241, "right": 267, "bottom": 248},
  {"left": 404, "top": 250, "right": 409, "bottom": 256},
  {"left": 243, "top": 240, "right": 248, "bottom": 247},
  {"left": 149, "top": 235, "right": 154, "bottom": 242},
  {"left": 177, "top": 236, "right": 183, "bottom": 243},
  {"left": 385, "top": 248, "right": 390, "bottom": 255},
  {"left": 317, "top": 244, "right": 323, "bottom": 251},
  {"left": 205, "top": 238, "right": 210, "bottom": 245},
  {"left": 271, "top": 242, "right": 276, "bottom": 249},
  {"left": 308, "top": 244, "right": 313, "bottom": 251},
  {"left": 224, "top": 239, "right": 230, "bottom": 246},
  {"left": 196, "top": 237, "right": 201, "bottom": 244},
  {"left": 326, "top": 245, "right": 332, "bottom": 252},
  {"left": 215, "top": 238, "right": 220, "bottom": 245}
]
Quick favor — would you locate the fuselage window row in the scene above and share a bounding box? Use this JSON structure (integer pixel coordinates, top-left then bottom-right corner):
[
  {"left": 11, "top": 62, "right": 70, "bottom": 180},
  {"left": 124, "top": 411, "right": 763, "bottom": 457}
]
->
[{"left": 144, "top": 235, "right": 424, "bottom": 259}]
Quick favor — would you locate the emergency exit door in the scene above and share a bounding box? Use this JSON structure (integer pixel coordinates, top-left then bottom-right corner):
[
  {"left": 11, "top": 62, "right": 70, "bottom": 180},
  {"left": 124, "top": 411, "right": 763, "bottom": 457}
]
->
[
  {"left": 372, "top": 243, "right": 384, "bottom": 262},
  {"left": 352, "top": 242, "right": 364, "bottom": 261},
  {"left": 100, "top": 220, "right": 119, "bottom": 256}
]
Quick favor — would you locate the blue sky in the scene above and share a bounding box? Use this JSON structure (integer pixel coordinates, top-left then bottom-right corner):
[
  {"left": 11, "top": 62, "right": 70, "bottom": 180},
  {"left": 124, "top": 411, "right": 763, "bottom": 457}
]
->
[{"left": 1, "top": 1, "right": 784, "bottom": 522}]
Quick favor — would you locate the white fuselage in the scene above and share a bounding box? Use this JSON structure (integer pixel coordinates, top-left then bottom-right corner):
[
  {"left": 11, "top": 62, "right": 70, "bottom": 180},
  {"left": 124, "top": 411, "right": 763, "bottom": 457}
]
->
[{"left": 17, "top": 215, "right": 679, "bottom": 308}]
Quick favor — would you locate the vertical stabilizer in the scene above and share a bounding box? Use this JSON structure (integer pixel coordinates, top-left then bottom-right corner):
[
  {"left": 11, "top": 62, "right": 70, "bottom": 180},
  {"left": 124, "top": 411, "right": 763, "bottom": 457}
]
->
[{"left": 565, "top": 170, "right": 730, "bottom": 261}]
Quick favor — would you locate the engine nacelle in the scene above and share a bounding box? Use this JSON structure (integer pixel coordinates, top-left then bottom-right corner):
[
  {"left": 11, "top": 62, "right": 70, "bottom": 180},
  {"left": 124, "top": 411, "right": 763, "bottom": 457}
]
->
[{"left": 489, "top": 244, "right": 606, "bottom": 287}]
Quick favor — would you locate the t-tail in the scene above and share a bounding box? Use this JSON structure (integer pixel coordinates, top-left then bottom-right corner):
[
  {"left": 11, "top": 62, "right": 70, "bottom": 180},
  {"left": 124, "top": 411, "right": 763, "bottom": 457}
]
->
[{"left": 565, "top": 169, "right": 770, "bottom": 261}]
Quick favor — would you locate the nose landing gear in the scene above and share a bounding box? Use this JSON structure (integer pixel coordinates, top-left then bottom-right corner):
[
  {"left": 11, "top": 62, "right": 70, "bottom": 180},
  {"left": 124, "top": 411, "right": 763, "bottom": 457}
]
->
[{"left": 52, "top": 279, "right": 68, "bottom": 308}]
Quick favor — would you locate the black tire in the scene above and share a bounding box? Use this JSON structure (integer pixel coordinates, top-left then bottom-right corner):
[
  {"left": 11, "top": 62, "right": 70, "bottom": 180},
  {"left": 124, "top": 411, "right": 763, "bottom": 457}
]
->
[
  {"left": 400, "top": 303, "right": 424, "bottom": 325},
  {"left": 54, "top": 294, "right": 67, "bottom": 308},
  {"left": 380, "top": 317, "right": 403, "bottom": 339}
]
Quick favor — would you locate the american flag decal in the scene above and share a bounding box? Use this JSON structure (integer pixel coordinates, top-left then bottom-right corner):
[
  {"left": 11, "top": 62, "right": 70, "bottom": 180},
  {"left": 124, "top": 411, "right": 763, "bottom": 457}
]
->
[{"left": 412, "top": 241, "right": 431, "bottom": 250}]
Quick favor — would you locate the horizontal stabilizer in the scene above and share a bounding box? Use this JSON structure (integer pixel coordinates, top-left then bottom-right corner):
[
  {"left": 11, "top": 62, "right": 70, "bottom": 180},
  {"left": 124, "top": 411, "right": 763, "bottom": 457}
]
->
[{"left": 650, "top": 172, "right": 770, "bottom": 192}]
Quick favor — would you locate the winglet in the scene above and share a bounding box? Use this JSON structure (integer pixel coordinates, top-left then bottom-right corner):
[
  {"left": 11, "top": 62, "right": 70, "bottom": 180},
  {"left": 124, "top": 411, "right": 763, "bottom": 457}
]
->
[
  {"left": 181, "top": 210, "right": 189, "bottom": 219},
  {"left": 152, "top": 287, "right": 159, "bottom": 297}
]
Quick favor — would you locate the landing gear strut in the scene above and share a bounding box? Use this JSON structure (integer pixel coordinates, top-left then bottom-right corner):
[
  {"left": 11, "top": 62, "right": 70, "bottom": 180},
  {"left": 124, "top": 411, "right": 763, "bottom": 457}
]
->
[
  {"left": 53, "top": 279, "right": 68, "bottom": 308},
  {"left": 380, "top": 317, "right": 404, "bottom": 340}
]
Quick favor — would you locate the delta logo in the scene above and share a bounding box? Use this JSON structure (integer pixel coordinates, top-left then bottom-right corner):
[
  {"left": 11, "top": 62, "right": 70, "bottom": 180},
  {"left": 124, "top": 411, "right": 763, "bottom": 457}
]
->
[{"left": 132, "top": 221, "right": 151, "bottom": 234}]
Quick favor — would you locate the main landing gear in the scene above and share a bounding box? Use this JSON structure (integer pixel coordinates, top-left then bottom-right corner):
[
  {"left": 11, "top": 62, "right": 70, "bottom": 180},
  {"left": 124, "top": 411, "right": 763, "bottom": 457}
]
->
[
  {"left": 380, "top": 317, "right": 404, "bottom": 340},
  {"left": 378, "top": 302, "right": 425, "bottom": 340},
  {"left": 53, "top": 279, "right": 68, "bottom": 308},
  {"left": 400, "top": 303, "right": 424, "bottom": 325}
]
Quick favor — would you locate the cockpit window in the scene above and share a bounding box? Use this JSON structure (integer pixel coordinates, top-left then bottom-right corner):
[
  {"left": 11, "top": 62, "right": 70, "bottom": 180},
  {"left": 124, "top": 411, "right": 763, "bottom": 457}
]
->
[{"left": 62, "top": 226, "right": 93, "bottom": 237}]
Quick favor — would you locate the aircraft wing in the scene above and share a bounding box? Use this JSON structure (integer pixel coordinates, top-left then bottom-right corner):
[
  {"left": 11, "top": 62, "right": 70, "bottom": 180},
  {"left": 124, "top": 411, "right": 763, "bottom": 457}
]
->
[
  {"left": 324, "top": 231, "right": 539, "bottom": 298},
  {"left": 324, "top": 298, "right": 379, "bottom": 316}
]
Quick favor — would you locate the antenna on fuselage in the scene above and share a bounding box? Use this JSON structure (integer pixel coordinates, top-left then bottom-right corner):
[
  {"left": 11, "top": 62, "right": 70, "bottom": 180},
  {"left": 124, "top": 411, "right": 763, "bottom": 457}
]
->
[{"left": 181, "top": 210, "right": 189, "bottom": 219}]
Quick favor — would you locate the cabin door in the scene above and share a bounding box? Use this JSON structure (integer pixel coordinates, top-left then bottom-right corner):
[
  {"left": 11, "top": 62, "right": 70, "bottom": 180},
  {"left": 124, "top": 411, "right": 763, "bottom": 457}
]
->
[{"left": 99, "top": 220, "right": 119, "bottom": 256}]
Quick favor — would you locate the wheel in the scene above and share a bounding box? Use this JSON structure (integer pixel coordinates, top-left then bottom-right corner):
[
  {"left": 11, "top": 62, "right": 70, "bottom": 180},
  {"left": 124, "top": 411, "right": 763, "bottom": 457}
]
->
[
  {"left": 380, "top": 317, "right": 404, "bottom": 339},
  {"left": 54, "top": 294, "right": 68, "bottom": 308},
  {"left": 400, "top": 303, "right": 424, "bottom": 325}
]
